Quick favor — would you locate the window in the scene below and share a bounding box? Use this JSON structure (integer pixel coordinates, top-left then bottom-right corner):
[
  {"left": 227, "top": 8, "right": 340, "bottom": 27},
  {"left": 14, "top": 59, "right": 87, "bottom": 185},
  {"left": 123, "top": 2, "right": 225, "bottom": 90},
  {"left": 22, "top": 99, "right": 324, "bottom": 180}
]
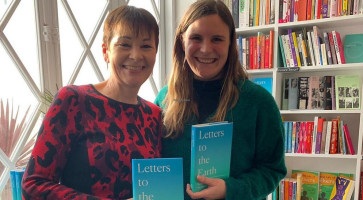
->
[{"left": 0, "top": 0, "right": 166, "bottom": 197}]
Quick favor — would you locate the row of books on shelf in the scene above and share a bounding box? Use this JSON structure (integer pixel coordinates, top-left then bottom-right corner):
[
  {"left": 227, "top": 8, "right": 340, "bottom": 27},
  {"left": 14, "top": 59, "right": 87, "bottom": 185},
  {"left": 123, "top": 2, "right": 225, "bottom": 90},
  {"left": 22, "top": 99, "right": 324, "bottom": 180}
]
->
[
  {"left": 223, "top": 0, "right": 363, "bottom": 29},
  {"left": 223, "top": 0, "right": 276, "bottom": 28},
  {"left": 280, "top": 27, "right": 363, "bottom": 67},
  {"left": 267, "top": 170, "right": 355, "bottom": 200},
  {"left": 283, "top": 116, "right": 355, "bottom": 155},
  {"left": 279, "top": 0, "right": 363, "bottom": 24},
  {"left": 237, "top": 31, "right": 275, "bottom": 70},
  {"left": 279, "top": 27, "right": 346, "bottom": 68},
  {"left": 282, "top": 75, "right": 360, "bottom": 110}
]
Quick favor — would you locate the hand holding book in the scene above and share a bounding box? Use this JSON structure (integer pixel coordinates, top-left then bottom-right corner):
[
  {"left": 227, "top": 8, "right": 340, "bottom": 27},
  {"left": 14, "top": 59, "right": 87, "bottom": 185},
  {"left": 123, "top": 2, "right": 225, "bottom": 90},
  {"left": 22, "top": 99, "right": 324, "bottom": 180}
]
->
[{"left": 186, "top": 176, "right": 226, "bottom": 200}]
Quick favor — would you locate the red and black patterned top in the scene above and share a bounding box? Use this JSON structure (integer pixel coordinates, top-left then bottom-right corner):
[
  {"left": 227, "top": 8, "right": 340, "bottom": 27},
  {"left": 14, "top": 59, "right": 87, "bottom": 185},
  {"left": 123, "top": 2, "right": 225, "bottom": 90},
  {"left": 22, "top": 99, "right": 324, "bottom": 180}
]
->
[{"left": 22, "top": 85, "right": 162, "bottom": 200}]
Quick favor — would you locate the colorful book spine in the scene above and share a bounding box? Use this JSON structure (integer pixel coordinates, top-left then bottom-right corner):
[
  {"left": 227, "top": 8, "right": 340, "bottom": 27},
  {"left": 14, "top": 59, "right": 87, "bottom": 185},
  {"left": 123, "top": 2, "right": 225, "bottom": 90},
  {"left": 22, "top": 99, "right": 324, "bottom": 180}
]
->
[
  {"left": 239, "top": 0, "right": 250, "bottom": 27},
  {"left": 315, "top": 117, "right": 325, "bottom": 154},
  {"left": 284, "top": 34, "right": 295, "bottom": 67},
  {"left": 343, "top": 124, "right": 355, "bottom": 155},
  {"left": 307, "top": 31, "right": 316, "bottom": 66},
  {"left": 335, "top": 31, "right": 346, "bottom": 64},
  {"left": 330, "top": 0, "right": 338, "bottom": 17},
  {"left": 323, "top": 32, "right": 333, "bottom": 65},
  {"left": 312, "top": 116, "right": 319, "bottom": 154},
  {"left": 279, "top": 35, "right": 287, "bottom": 67},
  {"left": 302, "top": 28, "right": 312, "bottom": 66},
  {"left": 288, "top": 29, "right": 298, "bottom": 67},
  {"left": 312, "top": 26, "right": 322, "bottom": 66},
  {"left": 232, "top": 0, "right": 239, "bottom": 28},
  {"left": 330, "top": 119, "right": 338, "bottom": 154},
  {"left": 269, "top": 30, "right": 274, "bottom": 68},
  {"left": 332, "top": 31, "right": 342, "bottom": 64},
  {"left": 265, "top": 35, "right": 270, "bottom": 68},
  {"left": 298, "top": 33, "right": 307, "bottom": 66},
  {"left": 324, "top": 121, "right": 332, "bottom": 154},
  {"left": 292, "top": 31, "right": 302, "bottom": 66}
]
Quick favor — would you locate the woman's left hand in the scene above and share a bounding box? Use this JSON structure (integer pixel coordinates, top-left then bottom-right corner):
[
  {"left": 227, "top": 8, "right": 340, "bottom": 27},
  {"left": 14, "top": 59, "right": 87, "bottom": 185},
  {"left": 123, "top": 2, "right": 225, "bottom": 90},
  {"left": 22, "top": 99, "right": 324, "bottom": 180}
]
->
[{"left": 186, "top": 176, "right": 226, "bottom": 200}]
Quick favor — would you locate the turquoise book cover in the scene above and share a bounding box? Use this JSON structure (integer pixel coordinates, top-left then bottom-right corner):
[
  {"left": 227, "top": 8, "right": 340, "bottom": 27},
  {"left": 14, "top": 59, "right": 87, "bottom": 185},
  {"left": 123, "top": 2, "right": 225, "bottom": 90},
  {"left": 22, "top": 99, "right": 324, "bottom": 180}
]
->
[
  {"left": 10, "top": 168, "right": 25, "bottom": 200},
  {"left": 252, "top": 77, "right": 273, "bottom": 94},
  {"left": 190, "top": 122, "right": 233, "bottom": 192},
  {"left": 132, "top": 158, "right": 184, "bottom": 200},
  {"left": 344, "top": 34, "right": 363, "bottom": 63}
]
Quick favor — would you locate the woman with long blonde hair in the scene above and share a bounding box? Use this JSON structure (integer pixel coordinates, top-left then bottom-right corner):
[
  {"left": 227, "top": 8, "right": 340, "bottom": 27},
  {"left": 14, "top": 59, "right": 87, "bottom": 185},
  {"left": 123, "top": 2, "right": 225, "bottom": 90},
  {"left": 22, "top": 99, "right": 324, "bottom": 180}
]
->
[{"left": 155, "top": 0, "right": 286, "bottom": 199}]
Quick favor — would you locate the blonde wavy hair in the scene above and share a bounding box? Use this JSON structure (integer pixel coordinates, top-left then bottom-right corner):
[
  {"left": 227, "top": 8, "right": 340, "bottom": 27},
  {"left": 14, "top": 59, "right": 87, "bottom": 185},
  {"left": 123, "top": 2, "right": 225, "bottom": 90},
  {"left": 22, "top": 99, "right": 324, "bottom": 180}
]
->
[{"left": 162, "top": 0, "right": 248, "bottom": 138}]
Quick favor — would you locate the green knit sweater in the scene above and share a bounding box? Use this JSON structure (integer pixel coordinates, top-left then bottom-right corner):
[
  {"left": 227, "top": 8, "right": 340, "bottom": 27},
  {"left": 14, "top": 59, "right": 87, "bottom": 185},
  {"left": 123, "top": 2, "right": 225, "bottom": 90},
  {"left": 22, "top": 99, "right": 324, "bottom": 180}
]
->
[{"left": 154, "top": 79, "right": 286, "bottom": 200}]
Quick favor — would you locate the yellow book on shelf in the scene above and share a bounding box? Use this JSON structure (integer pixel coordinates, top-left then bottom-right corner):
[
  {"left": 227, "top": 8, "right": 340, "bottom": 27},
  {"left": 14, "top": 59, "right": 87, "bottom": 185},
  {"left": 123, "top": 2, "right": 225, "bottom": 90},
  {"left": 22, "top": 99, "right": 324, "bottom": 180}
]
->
[
  {"left": 292, "top": 31, "right": 302, "bottom": 67},
  {"left": 255, "top": 0, "right": 260, "bottom": 26}
]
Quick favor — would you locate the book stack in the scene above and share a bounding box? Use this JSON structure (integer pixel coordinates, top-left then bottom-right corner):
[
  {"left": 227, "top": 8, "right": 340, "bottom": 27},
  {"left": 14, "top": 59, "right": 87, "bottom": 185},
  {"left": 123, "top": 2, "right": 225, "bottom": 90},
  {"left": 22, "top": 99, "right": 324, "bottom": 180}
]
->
[
  {"left": 237, "top": 31, "right": 275, "bottom": 70},
  {"left": 283, "top": 116, "right": 355, "bottom": 155},
  {"left": 10, "top": 168, "right": 25, "bottom": 200},
  {"left": 278, "top": 26, "right": 346, "bottom": 68}
]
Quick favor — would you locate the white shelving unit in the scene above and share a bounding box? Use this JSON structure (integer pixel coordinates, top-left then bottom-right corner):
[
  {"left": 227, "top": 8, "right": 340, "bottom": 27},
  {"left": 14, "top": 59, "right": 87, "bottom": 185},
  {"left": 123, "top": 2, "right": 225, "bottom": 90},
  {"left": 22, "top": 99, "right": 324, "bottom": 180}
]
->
[{"left": 237, "top": 13, "right": 363, "bottom": 200}]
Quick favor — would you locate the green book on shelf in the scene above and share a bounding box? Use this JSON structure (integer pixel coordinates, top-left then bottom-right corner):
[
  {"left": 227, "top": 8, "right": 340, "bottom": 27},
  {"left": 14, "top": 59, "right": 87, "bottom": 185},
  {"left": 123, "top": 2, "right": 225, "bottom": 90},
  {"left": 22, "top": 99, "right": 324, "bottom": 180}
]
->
[
  {"left": 344, "top": 34, "right": 363, "bottom": 64},
  {"left": 319, "top": 172, "right": 339, "bottom": 199},
  {"left": 132, "top": 158, "right": 184, "bottom": 200},
  {"left": 292, "top": 170, "right": 320, "bottom": 200},
  {"left": 335, "top": 75, "right": 361, "bottom": 110},
  {"left": 190, "top": 121, "right": 233, "bottom": 192}
]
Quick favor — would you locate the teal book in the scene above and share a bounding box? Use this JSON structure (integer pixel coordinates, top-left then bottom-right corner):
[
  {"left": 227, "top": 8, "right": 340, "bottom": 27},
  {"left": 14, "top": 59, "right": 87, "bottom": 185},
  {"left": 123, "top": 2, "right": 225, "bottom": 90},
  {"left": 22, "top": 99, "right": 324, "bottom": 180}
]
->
[
  {"left": 132, "top": 158, "right": 184, "bottom": 200},
  {"left": 10, "top": 168, "right": 25, "bottom": 200},
  {"left": 190, "top": 122, "right": 233, "bottom": 192},
  {"left": 251, "top": 77, "right": 273, "bottom": 94},
  {"left": 10, "top": 170, "right": 18, "bottom": 200},
  {"left": 344, "top": 34, "right": 363, "bottom": 63}
]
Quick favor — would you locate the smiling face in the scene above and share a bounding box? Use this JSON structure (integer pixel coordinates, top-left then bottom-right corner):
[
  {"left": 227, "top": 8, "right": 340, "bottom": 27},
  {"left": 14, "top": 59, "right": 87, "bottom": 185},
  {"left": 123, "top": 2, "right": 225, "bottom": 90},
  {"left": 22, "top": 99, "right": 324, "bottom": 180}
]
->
[
  {"left": 181, "top": 14, "right": 230, "bottom": 81},
  {"left": 104, "top": 30, "right": 157, "bottom": 89}
]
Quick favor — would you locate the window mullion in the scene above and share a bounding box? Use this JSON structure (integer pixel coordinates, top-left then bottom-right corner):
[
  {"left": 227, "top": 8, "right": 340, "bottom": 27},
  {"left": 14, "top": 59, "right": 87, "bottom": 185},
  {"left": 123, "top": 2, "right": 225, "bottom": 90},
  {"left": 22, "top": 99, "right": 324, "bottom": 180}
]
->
[
  {"left": 35, "top": 0, "right": 62, "bottom": 96},
  {"left": 162, "top": 0, "right": 175, "bottom": 88}
]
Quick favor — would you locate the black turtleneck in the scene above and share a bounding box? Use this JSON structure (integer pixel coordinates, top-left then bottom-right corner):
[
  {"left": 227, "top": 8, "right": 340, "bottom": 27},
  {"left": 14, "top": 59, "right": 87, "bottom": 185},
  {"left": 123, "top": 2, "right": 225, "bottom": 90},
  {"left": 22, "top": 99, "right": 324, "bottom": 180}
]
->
[{"left": 193, "top": 79, "right": 223, "bottom": 123}]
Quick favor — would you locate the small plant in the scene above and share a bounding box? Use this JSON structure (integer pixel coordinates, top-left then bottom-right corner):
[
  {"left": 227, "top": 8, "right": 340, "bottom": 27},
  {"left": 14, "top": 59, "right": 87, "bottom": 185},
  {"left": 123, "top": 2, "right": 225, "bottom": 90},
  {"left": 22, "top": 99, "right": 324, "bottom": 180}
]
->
[{"left": 0, "top": 99, "right": 34, "bottom": 171}]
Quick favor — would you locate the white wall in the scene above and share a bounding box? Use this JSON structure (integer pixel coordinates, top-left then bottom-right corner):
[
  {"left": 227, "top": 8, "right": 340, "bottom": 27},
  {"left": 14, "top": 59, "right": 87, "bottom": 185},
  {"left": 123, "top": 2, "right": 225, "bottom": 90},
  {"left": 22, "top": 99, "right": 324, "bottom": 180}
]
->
[{"left": 163, "top": 0, "right": 194, "bottom": 84}]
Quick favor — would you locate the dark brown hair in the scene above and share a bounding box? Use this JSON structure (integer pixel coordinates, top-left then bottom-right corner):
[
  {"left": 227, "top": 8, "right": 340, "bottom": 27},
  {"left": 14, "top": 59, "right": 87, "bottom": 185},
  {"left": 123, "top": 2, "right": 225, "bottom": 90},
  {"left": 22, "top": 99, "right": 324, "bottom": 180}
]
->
[{"left": 103, "top": 6, "right": 159, "bottom": 49}]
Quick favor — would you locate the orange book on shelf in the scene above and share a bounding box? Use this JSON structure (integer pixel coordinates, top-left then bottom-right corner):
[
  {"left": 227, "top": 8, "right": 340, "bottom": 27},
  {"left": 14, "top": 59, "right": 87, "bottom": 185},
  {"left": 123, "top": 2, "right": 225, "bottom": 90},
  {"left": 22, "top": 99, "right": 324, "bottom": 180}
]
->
[
  {"left": 298, "top": 0, "right": 308, "bottom": 21},
  {"left": 284, "top": 179, "right": 289, "bottom": 200},
  {"left": 307, "top": 0, "right": 312, "bottom": 20},
  {"left": 266, "top": 0, "right": 270, "bottom": 25}
]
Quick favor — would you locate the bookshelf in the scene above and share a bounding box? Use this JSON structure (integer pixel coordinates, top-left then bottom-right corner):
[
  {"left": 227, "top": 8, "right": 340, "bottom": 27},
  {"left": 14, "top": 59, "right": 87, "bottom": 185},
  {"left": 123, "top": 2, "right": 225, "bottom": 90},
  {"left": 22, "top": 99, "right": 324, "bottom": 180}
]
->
[{"left": 237, "top": 9, "right": 363, "bottom": 200}]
